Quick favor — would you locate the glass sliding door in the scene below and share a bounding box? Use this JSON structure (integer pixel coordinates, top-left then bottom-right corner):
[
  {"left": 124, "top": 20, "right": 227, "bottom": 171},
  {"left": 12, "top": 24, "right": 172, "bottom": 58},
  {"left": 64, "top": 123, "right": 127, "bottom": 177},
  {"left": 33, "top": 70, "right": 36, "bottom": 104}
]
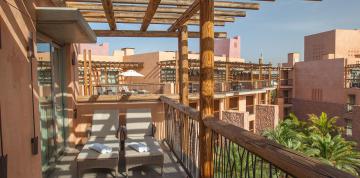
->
[
  {"left": 36, "top": 42, "right": 67, "bottom": 175},
  {"left": 37, "top": 42, "right": 57, "bottom": 173},
  {"left": 52, "top": 47, "right": 66, "bottom": 155}
]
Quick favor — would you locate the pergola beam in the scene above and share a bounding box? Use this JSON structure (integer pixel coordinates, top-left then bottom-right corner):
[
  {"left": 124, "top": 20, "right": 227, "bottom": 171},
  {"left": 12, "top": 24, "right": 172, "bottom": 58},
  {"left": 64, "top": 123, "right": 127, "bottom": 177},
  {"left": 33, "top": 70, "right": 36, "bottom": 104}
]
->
[
  {"left": 81, "top": 11, "right": 237, "bottom": 22},
  {"left": 168, "top": 0, "right": 200, "bottom": 32},
  {"left": 65, "top": 0, "right": 260, "bottom": 10},
  {"left": 101, "top": 0, "right": 117, "bottom": 30},
  {"left": 66, "top": 3, "right": 247, "bottom": 17},
  {"left": 85, "top": 17, "right": 226, "bottom": 26},
  {"left": 141, "top": 0, "right": 161, "bottom": 31},
  {"left": 94, "top": 30, "right": 227, "bottom": 38}
]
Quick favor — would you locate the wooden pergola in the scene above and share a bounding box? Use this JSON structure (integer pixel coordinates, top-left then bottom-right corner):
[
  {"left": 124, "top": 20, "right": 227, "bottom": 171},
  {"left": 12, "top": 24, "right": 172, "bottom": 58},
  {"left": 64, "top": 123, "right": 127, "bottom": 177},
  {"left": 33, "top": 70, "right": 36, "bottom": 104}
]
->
[
  {"left": 63, "top": 0, "right": 321, "bottom": 177},
  {"left": 159, "top": 59, "right": 279, "bottom": 85}
]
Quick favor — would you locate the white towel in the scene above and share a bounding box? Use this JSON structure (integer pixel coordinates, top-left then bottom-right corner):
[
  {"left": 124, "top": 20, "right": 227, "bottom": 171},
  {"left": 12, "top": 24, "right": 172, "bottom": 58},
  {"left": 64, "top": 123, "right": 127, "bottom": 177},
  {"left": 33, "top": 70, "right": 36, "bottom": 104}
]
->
[
  {"left": 89, "top": 143, "right": 112, "bottom": 154},
  {"left": 128, "top": 142, "right": 149, "bottom": 152}
]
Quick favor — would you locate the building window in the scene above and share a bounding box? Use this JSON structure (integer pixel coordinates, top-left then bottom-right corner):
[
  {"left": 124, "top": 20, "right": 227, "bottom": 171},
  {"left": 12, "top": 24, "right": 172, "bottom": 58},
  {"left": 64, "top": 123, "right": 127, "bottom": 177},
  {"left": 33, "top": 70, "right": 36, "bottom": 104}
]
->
[
  {"left": 234, "top": 42, "right": 238, "bottom": 48},
  {"left": 347, "top": 94, "right": 356, "bottom": 112},
  {"left": 249, "top": 121, "right": 254, "bottom": 132},
  {"left": 189, "top": 102, "right": 197, "bottom": 110},
  {"left": 229, "top": 97, "right": 238, "bottom": 110},
  {"left": 345, "top": 119, "right": 353, "bottom": 137}
]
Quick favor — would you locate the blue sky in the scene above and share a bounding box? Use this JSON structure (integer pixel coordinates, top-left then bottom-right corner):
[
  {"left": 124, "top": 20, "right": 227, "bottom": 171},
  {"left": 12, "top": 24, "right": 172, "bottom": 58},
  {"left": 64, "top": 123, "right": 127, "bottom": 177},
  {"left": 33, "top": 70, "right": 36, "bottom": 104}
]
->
[{"left": 91, "top": 0, "right": 360, "bottom": 64}]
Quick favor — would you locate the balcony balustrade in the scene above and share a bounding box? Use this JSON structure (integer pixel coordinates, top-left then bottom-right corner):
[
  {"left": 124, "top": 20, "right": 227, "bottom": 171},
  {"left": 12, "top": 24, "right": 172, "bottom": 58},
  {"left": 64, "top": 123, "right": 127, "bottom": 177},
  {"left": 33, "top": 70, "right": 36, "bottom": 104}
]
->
[{"left": 160, "top": 96, "right": 355, "bottom": 178}]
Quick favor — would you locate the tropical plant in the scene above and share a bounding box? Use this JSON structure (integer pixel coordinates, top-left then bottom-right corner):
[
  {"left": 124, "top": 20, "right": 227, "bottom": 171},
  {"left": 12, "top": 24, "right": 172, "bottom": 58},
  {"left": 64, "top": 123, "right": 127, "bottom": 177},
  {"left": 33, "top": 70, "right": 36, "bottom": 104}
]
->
[
  {"left": 307, "top": 112, "right": 343, "bottom": 136},
  {"left": 263, "top": 112, "right": 360, "bottom": 176}
]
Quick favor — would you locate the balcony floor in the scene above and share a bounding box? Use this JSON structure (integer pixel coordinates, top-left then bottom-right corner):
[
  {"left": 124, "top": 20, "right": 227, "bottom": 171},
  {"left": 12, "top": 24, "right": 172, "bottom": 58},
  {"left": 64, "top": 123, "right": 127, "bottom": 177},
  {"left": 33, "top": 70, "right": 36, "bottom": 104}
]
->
[{"left": 48, "top": 143, "right": 187, "bottom": 178}]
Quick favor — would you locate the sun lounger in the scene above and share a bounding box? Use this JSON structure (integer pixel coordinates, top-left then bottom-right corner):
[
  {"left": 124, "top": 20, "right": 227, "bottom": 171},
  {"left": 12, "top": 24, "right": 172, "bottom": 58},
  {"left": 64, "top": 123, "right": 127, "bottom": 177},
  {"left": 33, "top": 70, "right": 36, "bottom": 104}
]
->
[
  {"left": 122, "top": 108, "right": 164, "bottom": 176},
  {"left": 76, "top": 110, "right": 120, "bottom": 178}
]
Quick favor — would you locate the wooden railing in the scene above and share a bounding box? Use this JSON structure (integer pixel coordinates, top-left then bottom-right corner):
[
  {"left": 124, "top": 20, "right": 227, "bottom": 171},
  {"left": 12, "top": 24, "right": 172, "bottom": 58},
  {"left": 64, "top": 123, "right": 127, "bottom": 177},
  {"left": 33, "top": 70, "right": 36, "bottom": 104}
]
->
[
  {"left": 160, "top": 96, "right": 355, "bottom": 178},
  {"left": 162, "top": 96, "right": 200, "bottom": 178}
]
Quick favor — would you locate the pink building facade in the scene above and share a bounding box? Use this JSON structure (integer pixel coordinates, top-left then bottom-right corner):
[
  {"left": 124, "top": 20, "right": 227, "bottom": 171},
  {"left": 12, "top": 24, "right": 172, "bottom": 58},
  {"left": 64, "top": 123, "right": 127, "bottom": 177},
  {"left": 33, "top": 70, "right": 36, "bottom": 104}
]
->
[
  {"left": 79, "top": 43, "right": 110, "bottom": 56},
  {"left": 288, "top": 29, "right": 360, "bottom": 145},
  {"left": 215, "top": 36, "right": 241, "bottom": 58},
  {"left": 304, "top": 29, "right": 360, "bottom": 61}
]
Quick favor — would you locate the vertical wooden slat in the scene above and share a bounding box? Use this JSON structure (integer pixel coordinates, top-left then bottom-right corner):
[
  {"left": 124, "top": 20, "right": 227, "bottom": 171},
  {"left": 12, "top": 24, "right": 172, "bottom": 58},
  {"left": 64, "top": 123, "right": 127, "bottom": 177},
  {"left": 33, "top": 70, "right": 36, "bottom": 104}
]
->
[
  {"left": 175, "top": 53, "right": 179, "bottom": 94},
  {"left": 105, "top": 64, "right": 109, "bottom": 85},
  {"left": 199, "top": 0, "right": 214, "bottom": 177},
  {"left": 83, "top": 49, "right": 88, "bottom": 96},
  {"left": 178, "top": 25, "right": 189, "bottom": 105},
  {"left": 88, "top": 50, "right": 93, "bottom": 95},
  {"left": 268, "top": 63, "right": 272, "bottom": 104}
]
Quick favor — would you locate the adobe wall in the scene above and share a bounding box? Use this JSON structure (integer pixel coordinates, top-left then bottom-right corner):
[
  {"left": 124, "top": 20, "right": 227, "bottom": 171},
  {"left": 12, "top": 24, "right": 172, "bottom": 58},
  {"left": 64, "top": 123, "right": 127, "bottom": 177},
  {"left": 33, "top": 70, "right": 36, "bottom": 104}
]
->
[
  {"left": 123, "top": 52, "right": 161, "bottom": 84},
  {"left": 74, "top": 101, "right": 165, "bottom": 145},
  {"left": 0, "top": 0, "right": 42, "bottom": 177},
  {"left": 255, "top": 105, "right": 279, "bottom": 134},
  {"left": 294, "top": 59, "right": 346, "bottom": 104},
  {"left": 222, "top": 110, "right": 249, "bottom": 130},
  {"left": 304, "top": 30, "right": 336, "bottom": 61},
  {"left": 335, "top": 30, "right": 360, "bottom": 59}
]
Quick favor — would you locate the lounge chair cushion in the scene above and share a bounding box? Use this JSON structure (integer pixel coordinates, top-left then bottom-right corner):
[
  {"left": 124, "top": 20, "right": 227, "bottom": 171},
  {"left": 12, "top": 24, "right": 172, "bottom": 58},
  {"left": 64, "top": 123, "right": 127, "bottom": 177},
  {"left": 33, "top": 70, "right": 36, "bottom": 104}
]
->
[
  {"left": 125, "top": 136, "right": 163, "bottom": 158},
  {"left": 77, "top": 136, "right": 119, "bottom": 161},
  {"left": 126, "top": 109, "right": 153, "bottom": 137},
  {"left": 91, "top": 110, "right": 119, "bottom": 137}
]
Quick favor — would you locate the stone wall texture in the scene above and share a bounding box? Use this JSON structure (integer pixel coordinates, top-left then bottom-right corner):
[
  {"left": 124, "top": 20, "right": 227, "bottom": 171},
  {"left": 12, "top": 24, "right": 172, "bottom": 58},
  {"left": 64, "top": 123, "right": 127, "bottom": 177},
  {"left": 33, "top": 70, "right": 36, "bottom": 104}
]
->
[
  {"left": 222, "top": 110, "right": 248, "bottom": 129},
  {"left": 255, "top": 105, "right": 279, "bottom": 134}
]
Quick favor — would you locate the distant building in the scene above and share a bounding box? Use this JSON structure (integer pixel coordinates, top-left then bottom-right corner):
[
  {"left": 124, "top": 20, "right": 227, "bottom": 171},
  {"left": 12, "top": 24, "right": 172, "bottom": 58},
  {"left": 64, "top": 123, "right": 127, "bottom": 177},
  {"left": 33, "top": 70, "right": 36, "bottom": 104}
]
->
[
  {"left": 279, "top": 29, "right": 360, "bottom": 146},
  {"left": 304, "top": 29, "right": 360, "bottom": 61},
  {"left": 215, "top": 36, "right": 241, "bottom": 59}
]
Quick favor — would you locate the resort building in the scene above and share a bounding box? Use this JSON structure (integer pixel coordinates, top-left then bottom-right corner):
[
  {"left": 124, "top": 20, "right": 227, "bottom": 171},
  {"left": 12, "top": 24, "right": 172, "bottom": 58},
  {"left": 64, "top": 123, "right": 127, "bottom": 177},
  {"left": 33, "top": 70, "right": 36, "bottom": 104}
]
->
[
  {"left": 278, "top": 29, "right": 360, "bottom": 145},
  {"left": 0, "top": 0, "right": 353, "bottom": 178},
  {"left": 77, "top": 40, "right": 280, "bottom": 134}
]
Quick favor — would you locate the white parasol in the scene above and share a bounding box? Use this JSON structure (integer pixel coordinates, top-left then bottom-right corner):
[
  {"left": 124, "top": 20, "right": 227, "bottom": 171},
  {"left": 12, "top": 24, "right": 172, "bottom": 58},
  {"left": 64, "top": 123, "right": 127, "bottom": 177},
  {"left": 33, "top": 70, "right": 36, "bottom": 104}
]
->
[{"left": 120, "top": 70, "right": 144, "bottom": 77}]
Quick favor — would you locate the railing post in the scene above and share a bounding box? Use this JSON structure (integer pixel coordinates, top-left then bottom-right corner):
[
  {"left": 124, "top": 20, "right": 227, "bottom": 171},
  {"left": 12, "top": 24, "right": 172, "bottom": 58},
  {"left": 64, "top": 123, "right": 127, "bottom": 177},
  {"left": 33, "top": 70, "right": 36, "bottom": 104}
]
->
[
  {"left": 83, "top": 49, "right": 88, "bottom": 96},
  {"left": 88, "top": 49, "right": 93, "bottom": 95},
  {"left": 199, "top": 0, "right": 214, "bottom": 177}
]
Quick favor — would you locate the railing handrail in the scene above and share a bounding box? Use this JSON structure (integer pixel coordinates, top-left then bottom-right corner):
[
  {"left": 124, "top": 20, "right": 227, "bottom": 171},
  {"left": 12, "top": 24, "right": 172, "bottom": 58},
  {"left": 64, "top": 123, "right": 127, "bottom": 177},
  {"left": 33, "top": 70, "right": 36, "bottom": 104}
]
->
[
  {"left": 160, "top": 96, "right": 200, "bottom": 120},
  {"left": 204, "top": 119, "right": 355, "bottom": 178},
  {"left": 93, "top": 83, "right": 166, "bottom": 87},
  {"left": 161, "top": 96, "right": 355, "bottom": 178}
]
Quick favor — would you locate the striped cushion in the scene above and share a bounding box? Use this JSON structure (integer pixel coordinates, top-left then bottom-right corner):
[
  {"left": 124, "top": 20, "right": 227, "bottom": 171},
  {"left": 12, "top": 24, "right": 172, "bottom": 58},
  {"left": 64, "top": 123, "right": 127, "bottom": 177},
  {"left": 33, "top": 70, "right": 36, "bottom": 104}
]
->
[
  {"left": 91, "top": 110, "right": 119, "bottom": 137},
  {"left": 126, "top": 108, "right": 153, "bottom": 137}
]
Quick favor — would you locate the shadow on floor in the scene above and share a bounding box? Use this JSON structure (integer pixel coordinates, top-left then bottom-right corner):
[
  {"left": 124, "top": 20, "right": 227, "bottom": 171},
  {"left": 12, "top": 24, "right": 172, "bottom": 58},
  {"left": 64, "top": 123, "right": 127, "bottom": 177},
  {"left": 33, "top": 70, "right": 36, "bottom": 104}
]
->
[{"left": 47, "top": 143, "right": 187, "bottom": 178}]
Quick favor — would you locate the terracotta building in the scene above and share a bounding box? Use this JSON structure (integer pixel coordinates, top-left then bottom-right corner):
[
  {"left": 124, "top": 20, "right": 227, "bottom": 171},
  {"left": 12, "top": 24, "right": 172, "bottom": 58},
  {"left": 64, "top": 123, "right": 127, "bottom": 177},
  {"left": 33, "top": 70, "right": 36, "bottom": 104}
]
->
[
  {"left": 77, "top": 41, "right": 279, "bottom": 134},
  {"left": 279, "top": 29, "right": 360, "bottom": 145},
  {"left": 1, "top": 0, "right": 351, "bottom": 177}
]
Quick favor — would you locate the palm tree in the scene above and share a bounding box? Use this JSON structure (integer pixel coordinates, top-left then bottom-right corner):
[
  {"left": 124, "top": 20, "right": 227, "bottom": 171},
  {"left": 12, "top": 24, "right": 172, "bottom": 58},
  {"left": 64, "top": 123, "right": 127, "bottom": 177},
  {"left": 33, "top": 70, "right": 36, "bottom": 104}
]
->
[
  {"left": 263, "top": 112, "right": 360, "bottom": 176},
  {"left": 307, "top": 112, "right": 342, "bottom": 136},
  {"left": 304, "top": 133, "right": 360, "bottom": 176},
  {"left": 263, "top": 113, "right": 306, "bottom": 150}
]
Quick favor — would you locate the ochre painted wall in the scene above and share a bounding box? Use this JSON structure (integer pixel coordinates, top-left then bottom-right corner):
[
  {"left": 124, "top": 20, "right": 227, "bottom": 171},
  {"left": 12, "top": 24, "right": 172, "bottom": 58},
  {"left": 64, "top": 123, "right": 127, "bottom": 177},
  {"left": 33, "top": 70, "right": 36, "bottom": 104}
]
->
[{"left": 0, "top": 0, "right": 42, "bottom": 177}]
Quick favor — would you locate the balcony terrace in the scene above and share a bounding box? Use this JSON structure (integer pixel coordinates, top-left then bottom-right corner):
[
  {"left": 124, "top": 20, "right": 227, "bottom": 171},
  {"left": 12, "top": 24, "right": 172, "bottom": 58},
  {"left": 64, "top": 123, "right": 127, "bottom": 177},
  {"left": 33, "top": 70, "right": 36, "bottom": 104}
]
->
[
  {"left": 1, "top": 0, "right": 357, "bottom": 178},
  {"left": 45, "top": 96, "right": 354, "bottom": 178}
]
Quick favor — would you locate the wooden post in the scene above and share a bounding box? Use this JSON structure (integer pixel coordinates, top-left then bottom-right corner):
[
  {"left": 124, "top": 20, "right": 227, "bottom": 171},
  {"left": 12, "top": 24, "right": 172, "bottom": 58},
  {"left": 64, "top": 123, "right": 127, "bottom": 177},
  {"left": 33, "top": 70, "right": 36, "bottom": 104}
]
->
[
  {"left": 268, "top": 63, "right": 272, "bottom": 104},
  {"left": 268, "top": 62, "right": 272, "bottom": 87},
  {"left": 105, "top": 64, "right": 109, "bottom": 85},
  {"left": 175, "top": 52, "right": 179, "bottom": 94},
  {"left": 250, "top": 65, "right": 254, "bottom": 89},
  {"left": 88, "top": 50, "right": 93, "bottom": 95},
  {"left": 178, "top": 25, "right": 189, "bottom": 105},
  {"left": 225, "top": 57, "right": 230, "bottom": 91},
  {"left": 83, "top": 49, "right": 88, "bottom": 96},
  {"left": 199, "top": 0, "right": 214, "bottom": 177}
]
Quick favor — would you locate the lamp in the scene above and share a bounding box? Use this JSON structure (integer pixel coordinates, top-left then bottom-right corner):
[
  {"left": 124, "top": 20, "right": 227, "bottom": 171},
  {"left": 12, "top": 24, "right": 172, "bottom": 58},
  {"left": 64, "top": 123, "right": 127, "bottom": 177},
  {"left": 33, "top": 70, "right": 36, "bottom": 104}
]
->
[
  {"left": 27, "top": 32, "right": 38, "bottom": 155},
  {"left": 27, "top": 32, "right": 35, "bottom": 59}
]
